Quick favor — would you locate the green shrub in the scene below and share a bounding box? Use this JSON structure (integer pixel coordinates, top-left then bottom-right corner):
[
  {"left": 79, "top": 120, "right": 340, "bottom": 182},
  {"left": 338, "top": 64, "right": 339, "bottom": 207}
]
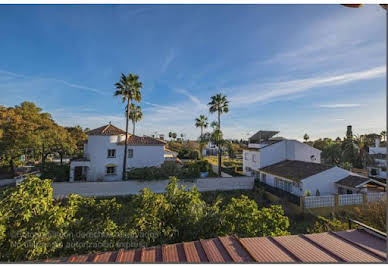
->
[
  {"left": 0, "top": 176, "right": 292, "bottom": 261},
  {"left": 219, "top": 195, "right": 289, "bottom": 237},
  {"left": 40, "top": 162, "right": 69, "bottom": 182},
  {"left": 0, "top": 177, "right": 68, "bottom": 261}
]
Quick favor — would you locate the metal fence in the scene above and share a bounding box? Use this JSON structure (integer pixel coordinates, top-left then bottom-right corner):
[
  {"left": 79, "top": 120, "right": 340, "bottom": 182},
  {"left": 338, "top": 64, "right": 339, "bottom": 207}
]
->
[
  {"left": 304, "top": 195, "right": 335, "bottom": 208},
  {"left": 303, "top": 192, "right": 386, "bottom": 209},
  {"left": 367, "top": 192, "right": 386, "bottom": 202},
  {"left": 338, "top": 193, "right": 363, "bottom": 206}
]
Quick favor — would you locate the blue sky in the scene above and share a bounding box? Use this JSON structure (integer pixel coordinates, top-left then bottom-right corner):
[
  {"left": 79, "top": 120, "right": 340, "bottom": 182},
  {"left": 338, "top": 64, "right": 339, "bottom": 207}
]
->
[{"left": 0, "top": 4, "right": 386, "bottom": 140}]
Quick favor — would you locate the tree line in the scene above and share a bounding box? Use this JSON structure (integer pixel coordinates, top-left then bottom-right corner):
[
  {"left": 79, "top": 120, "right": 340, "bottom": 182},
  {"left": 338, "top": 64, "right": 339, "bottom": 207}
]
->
[
  {"left": 0, "top": 102, "right": 88, "bottom": 175},
  {"left": 303, "top": 127, "right": 386, "bottom": 169}
]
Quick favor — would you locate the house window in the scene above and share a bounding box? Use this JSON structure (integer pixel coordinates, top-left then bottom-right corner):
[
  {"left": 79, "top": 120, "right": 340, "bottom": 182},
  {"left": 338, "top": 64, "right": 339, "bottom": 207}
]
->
[
  {"left": 275, "top": 177, "right": 292, "bottom": 192},
  {"left": 244, "top": 153, "right": 248, "bottom": 160},
  {"left": 261, "top": 173, "right": 266, "bottom": 184},
  {"left": 107, "top": 149, "right": 116, "bottom": 158},
  {"left": 252, "top": 154, "right": 256, "bottom": 162},
  {"left": 128, "top": 149, "right": 134, "bottom": 158},
  {"left": 106, "top": 166, "right": 116, "bottom": 175}
]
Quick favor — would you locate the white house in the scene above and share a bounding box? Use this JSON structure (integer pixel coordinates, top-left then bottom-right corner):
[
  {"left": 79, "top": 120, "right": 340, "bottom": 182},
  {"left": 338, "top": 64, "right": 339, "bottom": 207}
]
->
[
  {"left": 69, "top": 124, "right": 166, "bottom": 182},
  {"left": 368, "top": 138, "right": 386, "bottom": 180},
  {"left": 243, "top": 131, "right": 384, "bottom": 196},
  {"left": 202, "top": 141, "right": 218, "bottom": 157}
]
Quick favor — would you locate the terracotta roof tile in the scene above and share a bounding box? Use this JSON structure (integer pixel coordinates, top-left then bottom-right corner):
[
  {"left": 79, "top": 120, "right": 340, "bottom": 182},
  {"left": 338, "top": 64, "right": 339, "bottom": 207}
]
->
[
  {"left": 87, "top": 124, "right": 126, "bottom": 136},
  {"left": 118, "top": 135, "right": 166, "bottom": 146},
  {"left": 43, "top": 229, "right": 386, "bottom": 263},
  {"left": 260, "top": 160, "right": 333, "bottom": 181}
]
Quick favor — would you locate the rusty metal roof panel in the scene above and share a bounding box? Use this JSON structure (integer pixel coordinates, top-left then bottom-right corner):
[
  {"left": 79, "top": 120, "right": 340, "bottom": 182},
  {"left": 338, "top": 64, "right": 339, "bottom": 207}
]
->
[
  {"left": 305, "top": 232, "right": 383, "bottom": 262},
  {"left": 182, "top": 241, "right": 201, "bottom": 262},
  {"left": 91, "top": 251, "right": 115, "bottom": 262},
  {"left": 218, "top": 236, "right": 253, "bottom": 262},
  {"left": 239, "top": 236, "right": 295, "bottom": 262},
  {"left": 115, "top": 248, "right": 136, "bottom": 262},
  {"left": 44, "top": 229, "right": 386, "bottom": 263},
  {"left": 200, "top": 238, "right": 231, "bottom": 262},
  {"left": 333, "top": 230, "right": 386, "bottom": 260},
  {"left": 272, "top": 234, "right": 339, "bottom": 263},
  {"left": 162, "top": 243, "right": 180, "bottom": 262},
  {"left": 67, "top": 254, "right": 90, "bottom": 263}
]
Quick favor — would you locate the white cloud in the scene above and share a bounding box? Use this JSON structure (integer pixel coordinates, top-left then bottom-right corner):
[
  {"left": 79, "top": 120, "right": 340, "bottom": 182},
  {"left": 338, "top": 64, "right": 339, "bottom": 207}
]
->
[
  {"left": 230, "top": 65, "right": 385, "bottom": 106},
  {"left": 0, "top": 69, "right": 107, "bottom": 95},
  {"left": 319, "top": 104, "right": 361, "bottom": 108}
]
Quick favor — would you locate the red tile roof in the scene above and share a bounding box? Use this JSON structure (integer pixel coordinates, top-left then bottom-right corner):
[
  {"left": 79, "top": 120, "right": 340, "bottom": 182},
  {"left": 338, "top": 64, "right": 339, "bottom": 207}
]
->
[
  {"left": 118, "top": 135, "right": 166, "bottom": 146},
  {"left": 44, "top": 229, "right": 386, "bottom": 263},
  {"left": 87, "top": 124, "right": 126, "bottom": 136}
]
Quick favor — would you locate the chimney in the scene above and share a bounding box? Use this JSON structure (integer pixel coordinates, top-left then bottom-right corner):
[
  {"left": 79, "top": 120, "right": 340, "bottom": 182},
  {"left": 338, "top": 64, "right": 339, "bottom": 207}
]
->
[{"left": 375, "top": 137, "right": 381, "bottom": 147}]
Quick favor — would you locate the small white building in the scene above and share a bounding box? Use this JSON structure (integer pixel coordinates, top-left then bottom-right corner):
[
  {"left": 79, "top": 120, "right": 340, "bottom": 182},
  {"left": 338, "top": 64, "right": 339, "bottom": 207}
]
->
[
  {"left": 243, "top": 131, "right": 383, "bottom": 196},
  {"left": 202, "top": 142, "right": 219, "bottom": 157},
  {"left": 69, "top": 124, "right": 166, "bottom": 182},
  {"left": 368, "top": 138, "right": 386, "bottom": 180}
]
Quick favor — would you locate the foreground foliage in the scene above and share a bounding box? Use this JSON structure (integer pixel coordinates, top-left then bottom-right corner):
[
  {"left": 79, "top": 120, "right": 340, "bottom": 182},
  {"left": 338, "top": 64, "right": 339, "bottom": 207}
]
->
[{"left": 0, "top": 176, "right": 289, "bottom": 261}]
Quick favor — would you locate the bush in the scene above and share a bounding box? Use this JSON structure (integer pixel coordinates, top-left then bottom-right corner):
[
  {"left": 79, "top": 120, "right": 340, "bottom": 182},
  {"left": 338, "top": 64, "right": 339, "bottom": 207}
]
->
[
  {"left": 307, "top": 216, "right": 348, "bottom": 233},
  {"left": 219, "top": 195, "right": 289, "bottom": 237},
  {"left": 40, "top": 162, "right": 69, "bottom": 182},
  {"left": 0, "top": 177, "right": 68, "bottom": 261},
  {"left": 0, "top": 176, "right": 292, "bottom": 261}
]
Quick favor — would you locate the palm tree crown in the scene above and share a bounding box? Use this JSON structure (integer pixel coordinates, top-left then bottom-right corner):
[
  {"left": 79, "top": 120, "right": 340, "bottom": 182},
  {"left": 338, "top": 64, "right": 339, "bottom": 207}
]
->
[
  {"left": 195, "top": 115, "right": 209, "bottom": 129},
  {"left": 114, "top": 73, "right": 142, "bottom": 103},
  {"left": 127, "top": 104, "right": 143, "bottom": 135},
  {"left": 208, "top": 93, "right": 229, "bottom": 116}
]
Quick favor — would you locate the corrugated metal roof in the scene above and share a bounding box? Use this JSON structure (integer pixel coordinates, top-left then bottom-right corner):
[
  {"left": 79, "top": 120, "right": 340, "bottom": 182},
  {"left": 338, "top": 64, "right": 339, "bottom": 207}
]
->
[{"left": 44, "top": 229, "right": 386, "bottom": 263}]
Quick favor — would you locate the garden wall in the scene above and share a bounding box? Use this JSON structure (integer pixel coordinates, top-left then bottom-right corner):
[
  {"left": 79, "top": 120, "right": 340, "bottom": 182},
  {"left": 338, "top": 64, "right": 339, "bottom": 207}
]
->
[{"left": 52, "top": 176, "right": 255, "bottom": 198}]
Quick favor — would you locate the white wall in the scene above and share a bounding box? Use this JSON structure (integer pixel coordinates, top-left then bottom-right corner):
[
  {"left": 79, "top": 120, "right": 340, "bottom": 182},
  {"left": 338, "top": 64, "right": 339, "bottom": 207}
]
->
[
  {"left": 126, "top": 145, "right": 165, "bottom": 168},
  {"left": 301, "top": 167, "right": 354, "bottom": 195},
  {"left": 243, "top": 150, "right": 260, "bottom": 176},
  {"left": 53, "top": 176, "right": 255, "bottom": 198},
  {"left": 286, "top": 140, "right": 321, "bottom": 163},
  {"left": 259, "top": 141, "right": 287, "bottom": 168},
  {"left": 86, "top": 135, "right": 165, "bottom": 181},
  {"left": 243, "top": 140, "right": 322, "bottom": 176},
  {"left": 87, "top": 135, "right": 123, "bottom": 181}
]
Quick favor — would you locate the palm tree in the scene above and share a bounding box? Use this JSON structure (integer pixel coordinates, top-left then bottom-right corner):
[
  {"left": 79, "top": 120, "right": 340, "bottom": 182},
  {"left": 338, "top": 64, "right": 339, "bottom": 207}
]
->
[
  {"left": 208, "top": 93, "right": 229, "bottom": 176},
  {"left": 195, "top": 115, "right": 209, "bottom": 158},
  {"left": 303, "top": 133, "right": 309, "bottom": 143},
  {"left": 380, "top": 131, "right": 386, "bottom": 142},
  {"left": 127, "top": 104, "right": 143, "bottom": 135},
  {"left": 114, "top": 73, "right": 142, "bottom": 179}
]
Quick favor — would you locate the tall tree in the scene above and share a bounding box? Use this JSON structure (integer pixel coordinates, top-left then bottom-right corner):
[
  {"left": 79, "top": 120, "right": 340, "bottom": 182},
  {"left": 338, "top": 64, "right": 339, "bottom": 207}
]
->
[
  {"left": 303, "top": 133, "right": 309, "bottom": 142},
  {"left": 195, "top": 115, "right": 209, "bottom": 158},
  {"left": 127, "top": 104, "right": 143, "bottom": 135},
  {"left": 114, "top": 73, "right": 142, "bottom": 179},
  {"left": 208, "top": 94, "right": 229, "bottom": 176}
]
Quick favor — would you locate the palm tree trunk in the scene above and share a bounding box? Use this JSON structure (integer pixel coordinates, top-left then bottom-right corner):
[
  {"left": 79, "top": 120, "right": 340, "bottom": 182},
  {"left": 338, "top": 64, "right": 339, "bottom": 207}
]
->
[
  {"left": 123, "top": 100, "right": 130, "bottom": 180},
  {"left": 217, "top": 111, "right": 221, "bottom": 177},
  {"left": 200, "top": 126, "right": 203, "bottom": 159}
]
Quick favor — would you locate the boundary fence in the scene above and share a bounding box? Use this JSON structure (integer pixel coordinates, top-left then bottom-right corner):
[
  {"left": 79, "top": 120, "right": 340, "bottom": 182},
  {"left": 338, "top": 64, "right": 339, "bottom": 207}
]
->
[{"left": 302, "top": 192, "right": 386, "bottom": 209}]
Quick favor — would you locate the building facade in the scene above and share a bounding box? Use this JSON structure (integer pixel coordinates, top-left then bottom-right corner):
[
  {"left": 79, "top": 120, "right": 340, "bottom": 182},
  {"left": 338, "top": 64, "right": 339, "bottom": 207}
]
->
[
  {"left": 368, "top": 138, "right": 386, "bottom": 180},
  {"left": 243, "top": 131, "right": 381, "bottom": 196},
  {"left": 69, "top": 124, "right": 166, "bottom": 182}
]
